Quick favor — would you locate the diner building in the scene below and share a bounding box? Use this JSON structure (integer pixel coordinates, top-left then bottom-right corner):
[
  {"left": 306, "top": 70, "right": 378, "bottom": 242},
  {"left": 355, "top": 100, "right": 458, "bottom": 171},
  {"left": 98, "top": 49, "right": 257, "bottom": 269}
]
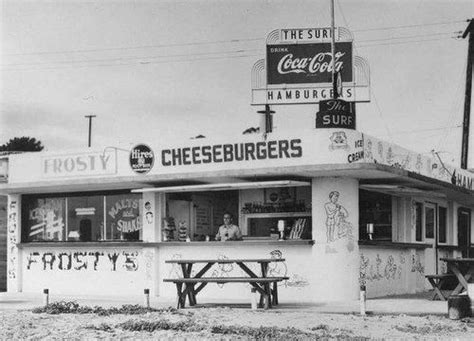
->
[{"left": 0, "top": 128, "right": 473, "bottom": 302}]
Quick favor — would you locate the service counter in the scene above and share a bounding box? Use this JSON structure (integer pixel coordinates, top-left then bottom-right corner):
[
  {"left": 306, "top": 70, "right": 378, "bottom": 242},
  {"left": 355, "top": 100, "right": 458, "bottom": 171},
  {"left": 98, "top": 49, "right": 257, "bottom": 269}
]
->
[{"left": 16, "top": 239, "right": 316, "bottom": 302}]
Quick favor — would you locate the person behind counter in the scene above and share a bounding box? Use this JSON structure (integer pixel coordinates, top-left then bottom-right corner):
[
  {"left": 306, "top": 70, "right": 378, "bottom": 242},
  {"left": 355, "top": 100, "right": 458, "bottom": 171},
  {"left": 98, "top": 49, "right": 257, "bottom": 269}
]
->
[{"left": 216, "top": 212, "right": 242, "bottom": 241}]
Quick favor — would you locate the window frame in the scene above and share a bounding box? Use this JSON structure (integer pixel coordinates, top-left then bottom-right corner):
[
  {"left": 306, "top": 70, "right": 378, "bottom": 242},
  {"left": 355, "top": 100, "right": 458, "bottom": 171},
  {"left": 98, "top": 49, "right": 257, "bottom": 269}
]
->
[{"left": 21, "top": 190, "right": 142, "bottom": 243}]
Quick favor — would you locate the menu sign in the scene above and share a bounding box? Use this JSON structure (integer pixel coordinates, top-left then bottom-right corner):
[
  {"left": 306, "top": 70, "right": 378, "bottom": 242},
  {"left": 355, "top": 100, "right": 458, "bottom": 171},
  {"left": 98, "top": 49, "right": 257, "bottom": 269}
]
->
[{"left": 266, "top": 42, "right": 353, "bottom": 85}]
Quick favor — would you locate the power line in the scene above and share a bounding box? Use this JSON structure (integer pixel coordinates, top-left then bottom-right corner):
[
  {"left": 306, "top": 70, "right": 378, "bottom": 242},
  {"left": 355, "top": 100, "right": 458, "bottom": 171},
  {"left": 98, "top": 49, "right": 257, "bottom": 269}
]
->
[
  {"left": 1, "top": 48, "right": 262, "bottom": 68},
  {"left": 352, "top": 19, "right": 467, "bottom": 32},
  {"left": 357, "top": 37, "right": 453, "bottom": 48},
  {"left": 1, "top": 38, "right": 264, "bottom": 57},
  {"left": 357, "top": 31, "right": 456, "bottom": 44},
  {"left": 2, "top": 19, "right": 468, "bottom": 58},
  {"left": 336, "top": 0, "right": 393, "bottom": 142},
  {"left": 1, "top": 53, "right": 263, "bottom": 72},
  {"left": 391, "top": 125, "right": 462, "bottom": 135}
]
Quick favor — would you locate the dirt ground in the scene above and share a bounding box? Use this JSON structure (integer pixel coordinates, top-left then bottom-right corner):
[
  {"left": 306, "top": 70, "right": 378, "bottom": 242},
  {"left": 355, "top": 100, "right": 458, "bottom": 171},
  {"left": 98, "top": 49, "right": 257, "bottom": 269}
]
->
[{"left": 1, "top": 304, "right": 473, "bottom": 340}]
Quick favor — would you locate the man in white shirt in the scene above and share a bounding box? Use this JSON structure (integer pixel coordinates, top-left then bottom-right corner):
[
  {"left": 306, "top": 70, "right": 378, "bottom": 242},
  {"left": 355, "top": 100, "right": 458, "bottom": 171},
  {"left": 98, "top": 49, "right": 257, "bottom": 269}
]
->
[{"left": 215, "top": 212, "right": 242, "bottom": 241}]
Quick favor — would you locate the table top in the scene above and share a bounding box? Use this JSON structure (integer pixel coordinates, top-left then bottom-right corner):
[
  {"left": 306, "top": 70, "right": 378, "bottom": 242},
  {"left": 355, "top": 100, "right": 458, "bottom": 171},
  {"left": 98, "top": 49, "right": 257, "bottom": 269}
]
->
[
  {"left": 440, "top": 257, "right": 474, "bottom": 263},
  {"left": 165, "top": 258, "right": 285, "bottom": 264}
]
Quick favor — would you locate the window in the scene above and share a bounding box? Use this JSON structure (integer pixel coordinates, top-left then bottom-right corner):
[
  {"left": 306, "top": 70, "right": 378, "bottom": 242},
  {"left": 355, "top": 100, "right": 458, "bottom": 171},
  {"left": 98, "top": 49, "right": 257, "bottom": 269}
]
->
[
  {"left": 415, "top": 202, "right": 423, "bottom": 242},
  {"left": 67, "top": 195, "right": 104, "bottom": 241},
  {"left": 106, "top": 194, "right": 142, "bottom": 241},
  {"left": 23, "top": 197, "right": 66, "bottom": 242},
  {"left": 414, "top": 202, "right": 448, "bottom": 243},
  {"left": 438, "top": 206, "right": 447, "bottom": 243},
  {"left": 425, "top": 205, "right": 435, "bottom": 239},
  {"left": 22, "top": 192, "right": 142, "bottom": 242},
  {"left": 359, "top": 190, "right": 392, "bottom": 241}
]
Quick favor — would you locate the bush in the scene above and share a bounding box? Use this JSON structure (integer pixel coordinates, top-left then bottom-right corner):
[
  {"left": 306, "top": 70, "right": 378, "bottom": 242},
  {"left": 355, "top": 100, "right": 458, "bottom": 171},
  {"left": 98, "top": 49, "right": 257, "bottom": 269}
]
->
[{"left": 32, "top": 301, "right": 176, "bottom": 316}]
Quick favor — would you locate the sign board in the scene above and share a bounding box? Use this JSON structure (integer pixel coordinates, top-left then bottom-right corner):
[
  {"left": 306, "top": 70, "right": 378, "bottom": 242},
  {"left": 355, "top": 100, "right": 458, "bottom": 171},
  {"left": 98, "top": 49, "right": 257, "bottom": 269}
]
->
[
  {"left": 251, "top": 27, "right": 371, "bottom": 105},
  {"left": 266, "top": 42, "right": 353, "bottom": 85},
  {"left": 316, "top": 99, "right": 356, "bottom": 129},
  {"left": 0, "top": 157, "right": 8, "bottom": 182},
  {"left": 130, "top": 144, "right": 155, "bottom": 174},
  {"left": 42, "top": 151, "right": 117, "bottom": 178},
  {"left": 252, "top": 85, "right": 369, "bottom": 105}
]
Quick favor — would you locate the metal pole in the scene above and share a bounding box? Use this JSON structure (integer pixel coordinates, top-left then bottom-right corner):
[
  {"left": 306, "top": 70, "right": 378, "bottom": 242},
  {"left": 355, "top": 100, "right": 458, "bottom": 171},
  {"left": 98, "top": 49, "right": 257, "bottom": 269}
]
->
[
  {"left": 84, "top": 115, "right": 96, "bottom": 147},
  {"left": 461, "top": 19, "right": 473, "bottom": 169},
  {"left": 330, "top": 0, "right": 338, "bottom": 99}
]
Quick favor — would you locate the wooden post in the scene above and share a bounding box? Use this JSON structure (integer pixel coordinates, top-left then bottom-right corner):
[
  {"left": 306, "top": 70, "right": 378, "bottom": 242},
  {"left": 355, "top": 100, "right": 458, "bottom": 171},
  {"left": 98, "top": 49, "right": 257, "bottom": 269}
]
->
[
  {"left": 144, "top": 288, "right": 150, "bottom": 308},
  {"left": 461, "top": 19, "right": 473, "bottom": 169},
  {"left": 43, "top": 288, "right": 49, "bottom": 306}
]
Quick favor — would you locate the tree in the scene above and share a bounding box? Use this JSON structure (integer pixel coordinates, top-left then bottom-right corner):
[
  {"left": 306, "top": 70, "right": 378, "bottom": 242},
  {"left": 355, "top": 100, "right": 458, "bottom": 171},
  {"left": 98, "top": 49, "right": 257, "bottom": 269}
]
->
[{"left": 0, "top": 137, "right": 44, "bottom": 152}]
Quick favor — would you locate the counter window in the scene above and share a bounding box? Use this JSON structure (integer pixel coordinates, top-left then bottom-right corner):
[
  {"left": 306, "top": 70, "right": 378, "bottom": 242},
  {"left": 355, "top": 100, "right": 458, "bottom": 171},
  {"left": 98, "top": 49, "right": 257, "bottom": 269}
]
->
[
  {"left": 438, "top": 206, "right": 447, "bottom": 244},
  {"left": 415, "top": 202, "right": 423, "bottom": 241},
  {"left": 22, "top": 192, "right": 142, "bottom": 242},
  {"left": 359, "top": 190, "right": 392, "bottom": 241}
]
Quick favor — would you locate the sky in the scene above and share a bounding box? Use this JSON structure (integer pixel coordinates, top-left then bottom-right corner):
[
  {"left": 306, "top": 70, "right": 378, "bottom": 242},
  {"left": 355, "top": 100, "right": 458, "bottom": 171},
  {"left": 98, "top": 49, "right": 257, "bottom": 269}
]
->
[{"left": 1, "top": 0, "right": 473, "bottom": 168}]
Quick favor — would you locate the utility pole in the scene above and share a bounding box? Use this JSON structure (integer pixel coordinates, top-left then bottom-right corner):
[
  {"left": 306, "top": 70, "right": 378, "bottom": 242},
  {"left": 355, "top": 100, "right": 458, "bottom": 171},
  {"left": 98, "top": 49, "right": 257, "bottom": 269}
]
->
[
  {"left": 461, "top": 19, "right": 473, "bottom": 169},
  {"left": 84, "top": 115, "right": 96, "bottom": 147},
  {"left": 330, "top": 0, "right": 338, "bottom": 99}
]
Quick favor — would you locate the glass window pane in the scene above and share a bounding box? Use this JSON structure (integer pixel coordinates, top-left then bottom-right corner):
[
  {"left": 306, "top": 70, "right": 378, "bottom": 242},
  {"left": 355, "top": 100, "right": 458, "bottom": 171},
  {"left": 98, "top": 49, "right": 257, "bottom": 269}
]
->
[
  {"left": 425, "top": 206, "right": 435, "bottom": 239},
  {"left": 67, "top": 195, "right": 104, "bottom": 241},
  {"left": 438, "top": 207, "right": 447, "bottom": 243},
  {"left": 24, "top": 197, "right": 66, "bottom": 241},
  {"left": 359, "top": 190, "right": 392, "bottom": 241},
  {"left": 105, "top": 194, "right": 142, "bottom": 241},
  {"left": 415, "top": 203, "right": 423, "bottom": 241}
]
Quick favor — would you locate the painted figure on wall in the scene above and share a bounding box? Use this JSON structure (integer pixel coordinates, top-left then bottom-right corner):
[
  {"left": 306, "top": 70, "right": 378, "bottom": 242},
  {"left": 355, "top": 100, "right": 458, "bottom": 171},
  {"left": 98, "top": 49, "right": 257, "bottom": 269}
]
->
[{"left": 325, "top": 191, "right": 352, "bottom": 243}]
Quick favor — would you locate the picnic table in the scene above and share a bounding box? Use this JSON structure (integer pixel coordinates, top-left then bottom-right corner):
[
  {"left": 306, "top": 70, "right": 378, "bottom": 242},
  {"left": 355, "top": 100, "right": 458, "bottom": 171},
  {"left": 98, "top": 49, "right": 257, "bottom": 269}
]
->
[
  {"left": 439, "top": 257, "right": 474, "bottom": 295},
  {"left": 163, "top": 258, "right": 288, "bottom": 308}
]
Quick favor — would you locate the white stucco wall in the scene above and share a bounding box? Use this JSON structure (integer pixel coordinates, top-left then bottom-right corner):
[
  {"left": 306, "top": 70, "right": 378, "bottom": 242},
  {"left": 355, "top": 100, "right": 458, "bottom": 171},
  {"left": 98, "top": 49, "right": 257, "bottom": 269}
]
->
[
  {"left": 311, "top": 177, "right": 360, "bottom": 301},
  {"left": 20, "top": 246, "right": 155, "bottom": 296},
  {"left": 157, "top": 243, "right": 315, "bottom": 303},
  {"left": 359, "top": 246, "right": 426, "bottom": 298}
]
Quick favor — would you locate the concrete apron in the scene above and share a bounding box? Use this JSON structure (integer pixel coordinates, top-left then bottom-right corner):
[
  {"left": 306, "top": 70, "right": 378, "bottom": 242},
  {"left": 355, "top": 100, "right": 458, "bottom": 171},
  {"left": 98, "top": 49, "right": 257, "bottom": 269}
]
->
[{"left": 0, "top": 291, "right": 447, "bottom": 315}]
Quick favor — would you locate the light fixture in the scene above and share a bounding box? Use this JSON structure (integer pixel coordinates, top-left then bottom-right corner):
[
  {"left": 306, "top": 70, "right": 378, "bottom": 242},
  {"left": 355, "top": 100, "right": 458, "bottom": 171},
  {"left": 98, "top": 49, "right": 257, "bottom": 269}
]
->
[
  {"left": 75, "top": 207, "right": 96, "bottom": 216},
  {"left": 132, "top": 180, "right": 310, "bottom": 193}
]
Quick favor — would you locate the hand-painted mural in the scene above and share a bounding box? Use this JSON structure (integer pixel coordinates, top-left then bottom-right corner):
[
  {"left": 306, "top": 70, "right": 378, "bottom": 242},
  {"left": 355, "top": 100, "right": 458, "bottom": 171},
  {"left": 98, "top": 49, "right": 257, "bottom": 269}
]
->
[
  {"left": 360, "top": 249, "right": 425, "bottom": 297},
  {"left": 362, "top": 134, "right": 474, "bottom": 191},
  {"left": 25, "top": 250, "right": 139, "bottom": 272},
  {"left": 7, "top": 199, "right": 18, "bottom": 280},
  {"left": 359, "top": 252, "right": 406, "bottom": 285},
  {"left": 324, "top": 191, "right": 355, "bottom": 253}
]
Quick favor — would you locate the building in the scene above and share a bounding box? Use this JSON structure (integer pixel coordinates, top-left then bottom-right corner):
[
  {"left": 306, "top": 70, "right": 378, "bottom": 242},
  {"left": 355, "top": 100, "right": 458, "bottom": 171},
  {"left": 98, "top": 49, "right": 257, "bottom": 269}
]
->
[{"left": 0, "top": 128, "right": 472, "bottom": 302}]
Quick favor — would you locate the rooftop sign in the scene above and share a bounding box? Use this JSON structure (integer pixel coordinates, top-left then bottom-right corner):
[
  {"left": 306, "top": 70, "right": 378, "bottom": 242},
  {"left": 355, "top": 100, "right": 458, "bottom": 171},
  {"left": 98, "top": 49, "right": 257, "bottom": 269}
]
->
[{"left": 251, "top": 27, "right": 370, "bottom": 105}]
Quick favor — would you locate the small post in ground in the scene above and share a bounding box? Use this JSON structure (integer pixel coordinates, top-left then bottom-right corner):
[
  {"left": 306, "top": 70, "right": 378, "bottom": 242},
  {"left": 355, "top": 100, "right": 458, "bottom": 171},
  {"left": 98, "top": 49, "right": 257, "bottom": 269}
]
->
[
  {"left": 359, "top": 285, "right": 366, "bottom": 316},
  {"left": 250, "top": 288, "right": 258, "bottom": 310},
  {"left": 144, "top": 288, "right": 150, "bottom": 308},
  {"left": 43, "top": 288, "right": 49, "bottom": 307}
]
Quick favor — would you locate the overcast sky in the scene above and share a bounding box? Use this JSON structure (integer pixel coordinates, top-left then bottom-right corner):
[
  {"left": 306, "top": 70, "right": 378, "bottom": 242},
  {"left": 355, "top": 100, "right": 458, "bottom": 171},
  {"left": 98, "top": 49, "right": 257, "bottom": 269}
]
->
[{"left": 1, "top": 0, "right": 473, "bottom": 167}]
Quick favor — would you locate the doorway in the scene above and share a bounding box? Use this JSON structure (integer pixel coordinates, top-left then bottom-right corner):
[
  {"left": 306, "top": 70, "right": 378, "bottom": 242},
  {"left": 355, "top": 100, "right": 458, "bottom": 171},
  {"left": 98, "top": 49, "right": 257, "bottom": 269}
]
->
[{"left": 458, "top": 208, "right": 472, "bottom": 257}]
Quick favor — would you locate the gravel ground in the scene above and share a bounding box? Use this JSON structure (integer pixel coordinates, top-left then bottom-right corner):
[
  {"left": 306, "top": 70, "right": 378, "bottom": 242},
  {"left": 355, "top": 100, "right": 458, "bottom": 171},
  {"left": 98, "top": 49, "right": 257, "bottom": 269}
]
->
[{"left": 1, "top": 305, "right": 474, "bottom": 340}]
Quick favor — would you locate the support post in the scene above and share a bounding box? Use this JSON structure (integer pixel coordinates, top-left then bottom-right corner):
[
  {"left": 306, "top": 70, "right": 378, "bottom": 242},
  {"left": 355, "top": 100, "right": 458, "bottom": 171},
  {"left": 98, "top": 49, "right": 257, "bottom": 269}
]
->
[{"left": 461, "top": 19, "right": 473, "bottom": 169}]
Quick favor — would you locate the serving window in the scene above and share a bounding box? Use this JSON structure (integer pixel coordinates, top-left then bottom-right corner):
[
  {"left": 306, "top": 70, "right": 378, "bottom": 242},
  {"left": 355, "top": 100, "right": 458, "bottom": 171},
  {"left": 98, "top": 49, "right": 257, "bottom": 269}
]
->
[
  {"left": 359, "top": 189, "right": 392, "bottom": 241},
  {"left": 22, "top": 192, "right": 142, "bottom": 242}
]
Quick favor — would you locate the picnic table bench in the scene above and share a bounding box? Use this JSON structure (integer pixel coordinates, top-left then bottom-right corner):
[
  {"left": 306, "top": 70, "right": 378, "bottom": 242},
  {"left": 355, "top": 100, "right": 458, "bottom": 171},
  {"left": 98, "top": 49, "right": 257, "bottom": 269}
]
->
[
  {"left": 163, "top": 258, "right": 288, "bottom": 309},
  {"left": 440, "top": 257, "right": 474, "bottom": 295},
  {"left": 425, "top": 273, "right": 456, "bottom": 300}
]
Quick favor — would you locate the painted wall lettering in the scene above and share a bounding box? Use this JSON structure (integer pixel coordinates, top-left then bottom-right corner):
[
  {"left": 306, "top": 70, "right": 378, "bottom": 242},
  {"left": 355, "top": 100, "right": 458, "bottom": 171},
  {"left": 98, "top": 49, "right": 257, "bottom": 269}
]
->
[
  {"left": 42, "top": 152, "right": 116, "bottom": 178},
  {"left": 7, "top": 199, "right": 18, "bottom": 280},
  {"left": 108, "top": 198, "right": 141, "bottom": 233},
  {"left": 26, "top": 250, "right": 139, "bottom": 272},
  {"left": 161, "top": 139, "right": 302, "bottom": 167}
]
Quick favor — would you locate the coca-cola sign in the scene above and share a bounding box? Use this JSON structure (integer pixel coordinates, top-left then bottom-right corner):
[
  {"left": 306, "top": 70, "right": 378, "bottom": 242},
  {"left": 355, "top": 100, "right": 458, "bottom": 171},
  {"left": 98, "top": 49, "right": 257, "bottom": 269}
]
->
[{"left": 267, "top": 42, "right": 352, "bottom": 85}]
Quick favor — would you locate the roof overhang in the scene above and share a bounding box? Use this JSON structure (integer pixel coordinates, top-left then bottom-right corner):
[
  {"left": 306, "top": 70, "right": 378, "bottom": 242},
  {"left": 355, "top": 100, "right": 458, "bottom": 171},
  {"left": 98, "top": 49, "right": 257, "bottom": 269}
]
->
[{"left": 0, "top": 163, "right": 472, "bottom": 206}]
